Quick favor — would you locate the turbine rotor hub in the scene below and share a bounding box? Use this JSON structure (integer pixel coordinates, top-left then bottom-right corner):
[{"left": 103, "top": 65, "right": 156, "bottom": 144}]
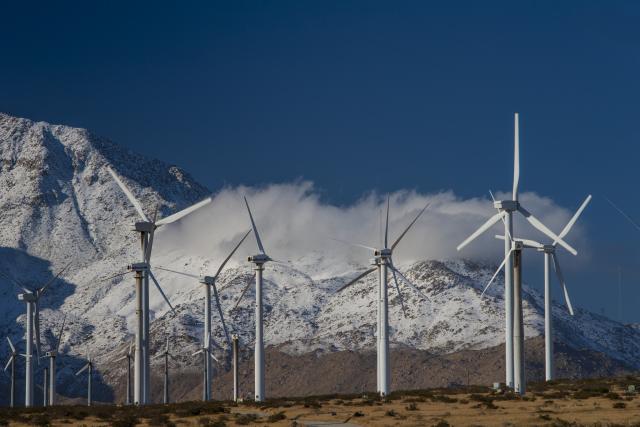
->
[
  {"left": 132, "top": 221, "right": 155, "bottom": 233},
  {"left": 127, "top": 262, "right": 149, "bottom": 272},
  {"left": 200, "top": 276, "right": 215, "bottom": 285},
  {"left": 494, "top": 200, "right": 519, "bottom": 212}
]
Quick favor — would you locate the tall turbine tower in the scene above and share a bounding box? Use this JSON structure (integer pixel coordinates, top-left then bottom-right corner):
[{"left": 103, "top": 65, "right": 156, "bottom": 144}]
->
[
  {"left": 335, "top": 197, "right": 429, "bottom": 397},
  {"left": 157, "top": 229, "right": 250, "bottom": 400},
  {"left": 494, "top": 195, "right": 591, "bottom": 380},
  {"left": 232, "top": 334, "right": 239, "bottom": 402},
  {"left": 115, "top": 342, "right": 134, "bottom": 405},
  {"left": 239, "top": 196, "right": 274, "bottom": 402},
  {"left": 106, "top": 166, "right": 211, "bottom": 405},
  {"left": 75, "top": 354, "right": 93, "bottom": 406},
  {"left": 44, "top": 315, "right": 66, "bottom": 405},
  {"left": 457, "top": 113, "right": 576, "bottom": 390},
  {"left": 8, "top": 264, "right": 71, "bottom": 407},
  {"left": 4, "top": 337, "right": 19, "bottom": 408}
]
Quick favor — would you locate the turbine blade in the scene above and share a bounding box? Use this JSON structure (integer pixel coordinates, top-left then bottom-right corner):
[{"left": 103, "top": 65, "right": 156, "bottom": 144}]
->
[
  {"left": 107, "top": 167, "right": 149, "bottom": 222},
  {"left": 210, "top": 352, "right": 220, "bottom": 363},
  {"left": 55, "top": 315, "right": 67, "bottom": 352},
  {"left": 233, "top": 274, "right": 255, "bottom": 310},
  {"left": 33, "top": 304, "right": 41, "bottom": 361},
  {"left": 155, "top": 266, "right": 199, "bottom": 280},
  {"left": 457, "top": 211, "right": 506, "bottom": 252},
  {"left": 155, "top": 197, "right": 212, "bottom": 226},
  {"left": 388, "top": 262, "right": 428, "bottom": 300},
  {"left": 148, "top": 270, "right": 176, "bottom": 314},
  {"left": 144, "top": 227, "right": 155, "bottom": 263},
  {"left": 481, "top": 248, "right": 514, "bottom": 298},
  {"left": 212, "top": 283, "right": 231, "bottom": 347},
  {"left": 391, "top": 202, "right": 430, "bottom": 250},
  {"left": 192, "top": 349, "right": 203, "bottom": 357},
  {"left": 0, "top": 269, "right": 28, "bottom": 294},
  {"left": 244, "top": 197, "right": 266, "bottom": 254},
  {"left": 336, "top": 267, "right": 376, "bottom": 293},
  {"left": 494, "top": 235, "right": 543, "bottom": 249},
  {"left": 4, "top": 355, "right": 14, "bottom": 371},
  {"left": 517, "top": 206, "right": 577, "bottom": 255},
  {"left": 39, "top": 261, "right": 73, "bottom": 297},
  {"left": 329, "top": 238, "right": 376, "bottom": 252},
  {"left": 99, "top": 271, "right": 131, "bottom": 282},
  {"left": 555, "top": 195, "right": 592, "bottom": 243},
  {"left": 214, "top": 230, "right": 252, "bottom": 279},
  {"left": 384, "top": 195, "right": 390, "bottom": 248},
  {"left": 490, "top": 190, "right": 513, "bottom": 241},
  {"left": 75, "top": 364, "right": 89, "bottom": 376},
  {"left": 551, "top": 253, "right": 575, "bottom": 316},
  {"left": 388, "top": 264, "right": 408, "bottom": 317},
  {"left": 512, "top": 112, "right": 520, "bottom": 201},
  {"left": 6, "top": 337, "right": 16, "bottom": 353},
  {"left": 605, "top": 196, "right": 640, "bottom": 233},
  {"left": 128, "top": 342, "right": 134, "bottom": 356}
]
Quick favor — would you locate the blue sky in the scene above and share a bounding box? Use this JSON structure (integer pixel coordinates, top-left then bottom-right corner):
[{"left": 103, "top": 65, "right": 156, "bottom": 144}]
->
[{"left": 2, "top": 1, "right": 640, "bottom": 320}]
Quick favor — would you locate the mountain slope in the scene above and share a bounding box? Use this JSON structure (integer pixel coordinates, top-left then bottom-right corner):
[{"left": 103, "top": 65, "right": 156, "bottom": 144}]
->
[{"left": 0, "top": 113, "right": 637, "bottom": 405}]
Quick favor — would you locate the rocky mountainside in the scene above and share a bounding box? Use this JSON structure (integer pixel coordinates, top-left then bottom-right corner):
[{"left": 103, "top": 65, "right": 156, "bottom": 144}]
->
[{"left": 0, "top": 113, "right": 638, "bottom": 405}]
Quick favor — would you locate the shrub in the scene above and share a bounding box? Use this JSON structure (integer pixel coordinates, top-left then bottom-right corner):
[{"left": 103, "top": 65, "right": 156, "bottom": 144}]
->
[
  {"left": 235, "top": 414, "right": 258, "bottom": 425},
  {"left": 267, "top": 412, "right": 286, "bottom": 423},
  {"left": 406, "top": 402, "right": 418, "bottom": 411},
  {"left": 353, "top": 411, "right": 365, "bottom": 417},
  {"left": 111, "top": 414, "right": 140, "bottom": 427},
  {"left": 613, "top": 402, "right": 626, "bottom": 409},
  {"left": 385, "top": 410, "right": 397, "bottom": 417}
]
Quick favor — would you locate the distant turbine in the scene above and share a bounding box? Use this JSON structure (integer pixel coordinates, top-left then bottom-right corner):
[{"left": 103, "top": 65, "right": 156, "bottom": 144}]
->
[
  {"left": 75, "top": 354, "right": 94, "bottom": 406},
  {"left": 44, "top": 315, "right": 66, "bottom": 405},
  {"left": 493, "top": 195, "right": 591, "bottom": 381},
  {"left": 155, "top": 337, "right": 177, "bottom": 404},
  {"left": 4, "top": 337, "right": 19, "bottom": 407},
  {"left": 115, "top": 342, "right": 134, "bottom": 405},
  {"left": 106, "top": 166, "right": 211, "bottom": 405},
  {"left": 157, "top": 229, "right": 250, "bottom": 401},
  {"left": 457, "top": 113, "right": 576, "bottom": 393},
  {"left": 334, "top": 196, "right": 429, "bottom": 397},
  {"left": 7, "top": 262, "right": 72, "bottom": 407},
  {"left": 192, "top": 333, "right": 221, "bottom": 401}
]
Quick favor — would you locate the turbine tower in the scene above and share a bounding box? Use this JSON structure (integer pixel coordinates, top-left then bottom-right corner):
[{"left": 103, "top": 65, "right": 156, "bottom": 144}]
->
[
  {"left": 107, "top": 166, "right": 211, "bottom": 405},
  {"left": 193, "top": 333, "right": 221, "bottom": 401},
  {"left": 75, "top": 354, "right": 93, "bottom": 406},
  {"left": 456, "top": 113, "right": 576, "bottom": 390},
  {"left": 156, "top": 337, "right": 176, "bottom": 404},
  {"left": 232, "top": 196, "right": 276, "bottom": 402},
  {"left": 494, "top": 195, "right": 591, "bottom": 381},
  {"left": 115, "top": 342, "right": 134, "bottom": 405},
  {"left": 4, "top": 337, "right": 19, "bottom": 408},
  {"left": 335, "top": 197, "right": 429, "bottom": 397},
  {"left": 157, "top": 229, "right": 250, "bottom": 400},
  {"left": 8, "top": 263, "right": 71, "bottom": 407},
  {"left": 44, "top": 315, "right": 66, "bottom": 406},
  {"left": 232, "top": 334, "right": 239, "bottom": 402}
]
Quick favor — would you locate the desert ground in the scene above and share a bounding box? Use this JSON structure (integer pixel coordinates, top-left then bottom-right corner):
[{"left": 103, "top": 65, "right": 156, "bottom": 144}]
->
[{"left": 2, "top": 376, "right": 640, "bottom": 426}]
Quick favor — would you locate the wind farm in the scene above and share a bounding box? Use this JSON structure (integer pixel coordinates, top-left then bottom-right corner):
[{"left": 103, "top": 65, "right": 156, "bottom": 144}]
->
[{"left": 2, "top": 2, "right": 640, "bottom": 425}]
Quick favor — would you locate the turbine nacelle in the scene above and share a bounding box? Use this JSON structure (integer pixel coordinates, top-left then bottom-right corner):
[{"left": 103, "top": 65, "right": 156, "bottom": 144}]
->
[
  {"left": 127, "top": 262, "right": 150, "bottom": 272},
  {"left": 374, "top": 248, "right": 392, "bottom": 258},
  {"left": 248, "top": 254, "right": 270, "bottom": 264},
  {"left": 18, "top": 293, "right": 37, "bottom": 302},
  {"left": 494, "top": 200, "right": 519, "bottom": 211},
  {"left": 199, "top": 276, "right": 215, "bottom": 285},
  {"left": 45, "top": 351, "right": 58, "bottom": 357},
  {"left": 539, "top": 244, "right": 555, "bottom": 254},
  {"left": 132, "top": 222, "right": 155, "bottom": 233}
]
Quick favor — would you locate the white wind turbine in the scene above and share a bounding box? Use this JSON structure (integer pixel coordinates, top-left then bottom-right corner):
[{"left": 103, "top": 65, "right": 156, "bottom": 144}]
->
[
  {"left": 156, "top": 337, "right": 177, "bottom": 404},
  {"left": 115, "top": 342, "right": 134, "bottom": 405},
  {"left": 192, "top": 332, "right": 223, "bottom": 401},
  {"left": 157, "top": 229, "right": 250, "bottom": 401},
  {"left": 491, "top": 194, "right": 591, "bottom": 381},
  {"left": 106, "top": 166, "right": 212, "bottom": 405},
  {"left": 456, "top": 113, "right": 577, "bottom": 391},
  {"left": 231, "top": 196, "right": 280, "bottom": 402},
  {"left": 231, "top": 334, "right": 240, "bottom": 402},
  {"left": 4, "top": 337, "right": 19, "bottom": 408},
  {"left": 43, "top": 315, "right": 66, "bottom": 406},
  {"left": 6, "top": 263, "right": 71, "bottom": 407},
  {"left": 75, "top": 354, "right": 94, "bottom": 406},
  {"left": 334, "top": 197, "right": 429, "bottom": 397}
]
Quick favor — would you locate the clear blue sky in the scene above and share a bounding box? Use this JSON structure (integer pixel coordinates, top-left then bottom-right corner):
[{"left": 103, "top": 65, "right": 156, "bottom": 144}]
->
[{"left": 2, "top": 1, "right": 640, "bottom": 320}]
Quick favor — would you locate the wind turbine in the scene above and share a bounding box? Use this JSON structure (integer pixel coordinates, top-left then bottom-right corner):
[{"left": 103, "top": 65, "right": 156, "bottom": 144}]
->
[
  {"left": 334, "top": 197, "right": 429, "bottom": 397},
  {"left": 4, "top": 337, "right": 19, "bottom": 407},
  {"left": 155, "top": 337, "right": 177, "bottom": 404},
  {"left": 157, "top": 229, "right": 250, "bottom": 400},
  {"left": 456, "top": 113, "right": 577, "bottom": 390},
  {"left": 42, "top": 367, "right": 48, "bottom": 406},
  {"left": 7, "top": 263, "right": 72, "bottom": 407},
  {"left": 192, "top": 333, "right": 222, "bottom": 401},
  {"left": 493, "top": 195, "right": 591, "bottom": 381},
  {"left": 75, "top": 354, "right": 94, "bottom": 406},
  {"left": 106, "top": 166, "right": 212, "bottom": 405},
  {"left": 231, "top": 334, "right": 239, "bottom": 402},
  {"left": 115, "top": 342, "right": 134, "bottom": 405},
  {"left": 231, "top": 196, "right": 278, "bottom": 402},
  {"left": 43, "top": 315, "right": 66, "bottom": 406}
]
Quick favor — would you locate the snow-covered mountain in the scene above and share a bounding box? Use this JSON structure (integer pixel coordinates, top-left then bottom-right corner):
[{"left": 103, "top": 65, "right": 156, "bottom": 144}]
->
[{"left": 0, "top": 113, "right": 638, "bottom": 403}]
